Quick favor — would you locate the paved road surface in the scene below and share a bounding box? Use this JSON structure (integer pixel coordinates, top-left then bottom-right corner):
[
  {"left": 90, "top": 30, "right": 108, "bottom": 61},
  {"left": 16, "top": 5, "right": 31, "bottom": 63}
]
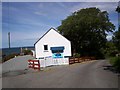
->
[
  {"left": 2, "top": 60, "right": 119, "bottom": 88},
  {"left": 1, "top": 55, "right": 34, "bottom": 74}
]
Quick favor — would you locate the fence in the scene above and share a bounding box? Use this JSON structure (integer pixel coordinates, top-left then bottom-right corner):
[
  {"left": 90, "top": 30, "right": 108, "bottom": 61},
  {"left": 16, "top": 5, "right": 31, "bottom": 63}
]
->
[
  {"left": 69, "top": 57, "right": 96, "bottom": 64},
  {"left": 28, "top": 56, "right": 96, "bottom": 70},
  {"left": 28, "top": 59, "right": 40, "bottom": 70}
]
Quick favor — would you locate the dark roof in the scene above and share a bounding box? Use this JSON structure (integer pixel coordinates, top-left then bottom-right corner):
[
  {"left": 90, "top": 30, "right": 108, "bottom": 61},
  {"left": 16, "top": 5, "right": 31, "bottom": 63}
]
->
[{"left": 34, "top": 27, "right": 70, "bottom": 45}]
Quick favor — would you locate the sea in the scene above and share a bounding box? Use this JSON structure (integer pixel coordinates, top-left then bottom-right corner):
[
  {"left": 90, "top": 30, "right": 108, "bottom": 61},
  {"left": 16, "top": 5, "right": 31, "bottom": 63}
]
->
[
  {"left": 0, "top": 46, "right": 35, "bottom": 57},
  {"left": 0, "top": 46, "right": 35, "bottom": 63}
]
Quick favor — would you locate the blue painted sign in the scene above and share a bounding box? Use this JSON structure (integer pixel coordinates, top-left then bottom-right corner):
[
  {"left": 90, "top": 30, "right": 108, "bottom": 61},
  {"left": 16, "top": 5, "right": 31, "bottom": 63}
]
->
[{"left": 52, "top": 53, "right": 63, "bottom": 58}]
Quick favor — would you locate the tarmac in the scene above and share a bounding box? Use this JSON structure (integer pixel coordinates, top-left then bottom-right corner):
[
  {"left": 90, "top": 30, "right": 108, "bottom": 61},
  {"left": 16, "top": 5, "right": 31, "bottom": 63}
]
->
[
  {"left": 1, "top": 55, "right": 34, "bottom": 76},
  {"left": 2, "top": 60, "right": 119, "bottom": 88}
]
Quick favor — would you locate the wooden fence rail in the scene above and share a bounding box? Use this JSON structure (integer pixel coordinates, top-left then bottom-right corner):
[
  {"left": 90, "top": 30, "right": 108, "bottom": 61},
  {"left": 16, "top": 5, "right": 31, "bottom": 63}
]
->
[
  {"left": 28, "top": 60, "right": 40, "bottom": 71},
  {"left": 69, "top": 57, "right": 96, "bottom": 64}
]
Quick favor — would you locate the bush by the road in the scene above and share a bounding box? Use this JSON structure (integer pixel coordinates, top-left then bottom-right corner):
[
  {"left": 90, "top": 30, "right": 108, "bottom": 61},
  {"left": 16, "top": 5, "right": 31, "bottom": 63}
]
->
[
  {"left": 2, "top": 53, "right": 19, "bottom": 62},
  {"left": 73, "top": 53, "right": 80, "bottom": 57},
  {"left": 22, "top": 49, "right": 33, "bottom": 55},
  {"left": 110, "top": 56, "right": 120, "bottom": 72}
]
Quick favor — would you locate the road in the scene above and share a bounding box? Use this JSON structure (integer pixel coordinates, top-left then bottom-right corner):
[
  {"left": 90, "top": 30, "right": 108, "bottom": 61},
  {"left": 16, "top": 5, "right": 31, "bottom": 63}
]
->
[
  {"left": 2, "top": 55, "right": 34, "bottom": 74},
  {"left": 2, "top": 60, "right": 119, "bottom": 88}
]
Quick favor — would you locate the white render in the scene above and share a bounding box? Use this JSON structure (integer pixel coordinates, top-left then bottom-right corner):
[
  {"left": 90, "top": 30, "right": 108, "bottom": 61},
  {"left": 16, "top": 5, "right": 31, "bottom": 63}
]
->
[
  {"left": 35, "top": 28, "right": 71, "bottom": 59},
  {"left": 37, "top": 57, "right": 69, "bottom": 67}
]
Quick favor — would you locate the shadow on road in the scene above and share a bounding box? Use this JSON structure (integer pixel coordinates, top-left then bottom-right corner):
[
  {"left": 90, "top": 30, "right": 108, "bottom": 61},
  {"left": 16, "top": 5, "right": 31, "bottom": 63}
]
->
[
  {"left": 103, "top": 65, "right": 120, "bottom": 89},
  {"left": 2, "top": 68, "right": 42, "bottom": 78},
  {"left": 2, "top": 69, "right": 28, "bottom": 77},
  {"left": 103, "top": 65, "right": 119, "bottom": 73}
]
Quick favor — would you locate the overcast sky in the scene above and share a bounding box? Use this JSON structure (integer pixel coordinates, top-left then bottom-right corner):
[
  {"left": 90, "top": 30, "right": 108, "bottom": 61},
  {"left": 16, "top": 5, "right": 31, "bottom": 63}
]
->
[{"left": 2, "top": 2, "right": 118, "bottom": 48}]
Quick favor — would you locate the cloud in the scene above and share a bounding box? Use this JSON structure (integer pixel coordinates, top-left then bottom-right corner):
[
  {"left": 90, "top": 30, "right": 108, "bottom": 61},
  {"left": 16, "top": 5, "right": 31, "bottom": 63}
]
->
[
  {"left": 63, "top": 0, "right": 119, "bottom": 2},
  {"left": 106, "top": 34, "right": 113, "bottom": 41},
  {"left": 2, "top": 0, "right": 119, "bottom": 2},
  {"left": 57, "top": 2, "right": 69, "bottom": 9},
  {"left": 69, "top": 2, "right": 117, "bottom": 13},
  {"left": 31, "top": 3, "right": 69, "bottom": 21},
  {"left": 17, "top": 17, "right": 51, "bottom": 27},
  {"left": 2, "top": 2, "right": 118, "bottom": 48},
  {"left": 111, "top": 19, "right": 118, "bottom": 29},
  {"left": 34, "top": 11, "right": 47, "bottom": 16},
  {"left": 2, "top": 4, "right": 18, "bottom": 12}
]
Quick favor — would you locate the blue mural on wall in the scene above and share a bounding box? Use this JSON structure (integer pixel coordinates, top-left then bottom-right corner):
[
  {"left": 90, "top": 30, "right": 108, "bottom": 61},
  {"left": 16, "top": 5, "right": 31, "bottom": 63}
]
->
[
  {"left": 52, "top": 53, "right": 63, "bottom": 58},
  {"left": 50, "top": 46, "right": 64, "bottom": 58}
]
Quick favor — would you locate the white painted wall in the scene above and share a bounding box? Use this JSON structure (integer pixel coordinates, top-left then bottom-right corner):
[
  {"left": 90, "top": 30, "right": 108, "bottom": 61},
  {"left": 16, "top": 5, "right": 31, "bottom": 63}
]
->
[
  {"left": 35, "top": 28, "right": 71, "bottom": 59},
  {"left": 38, "top": 57, "right": 69, "bottom": 67}
]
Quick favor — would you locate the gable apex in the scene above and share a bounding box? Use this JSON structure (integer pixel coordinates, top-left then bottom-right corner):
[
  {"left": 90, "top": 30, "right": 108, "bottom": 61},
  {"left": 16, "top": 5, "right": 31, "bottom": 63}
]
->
[{"left": 34, "top": 27, "right": 70, "bottom": 45}]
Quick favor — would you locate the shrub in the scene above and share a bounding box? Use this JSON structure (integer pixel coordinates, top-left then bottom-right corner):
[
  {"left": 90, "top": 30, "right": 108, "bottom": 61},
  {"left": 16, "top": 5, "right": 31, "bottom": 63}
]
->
[
  {"left": 73, "top": 53, "right": 80, "bottom": 57},
  {"left": 2, "top": 53, "right": 19, "bottom": 62},
  {"left": 22, "top": 49, "right": 32, "bottom": 55},
  {"left": 110, "top": 56, "right": 120, "bottom": 72}
]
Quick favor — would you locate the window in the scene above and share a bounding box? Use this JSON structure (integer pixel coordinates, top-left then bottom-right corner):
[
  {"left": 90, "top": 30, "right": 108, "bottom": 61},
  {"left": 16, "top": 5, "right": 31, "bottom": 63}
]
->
[{"left": 44, "top": 45, "right": 48, "bottom": 50}]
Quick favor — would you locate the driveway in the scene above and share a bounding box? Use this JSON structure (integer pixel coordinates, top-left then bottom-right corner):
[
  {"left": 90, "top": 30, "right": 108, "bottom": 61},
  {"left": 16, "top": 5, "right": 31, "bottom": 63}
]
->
[{"left": 2, "top": 60, "right": 119, "bottom": 88}]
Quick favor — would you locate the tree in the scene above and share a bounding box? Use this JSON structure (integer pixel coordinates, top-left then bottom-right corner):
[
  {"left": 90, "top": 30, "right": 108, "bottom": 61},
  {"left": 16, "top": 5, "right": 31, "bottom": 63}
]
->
[
  {"left": 102, "top": 41, "right": 118, "bottom": 57},
  {"left": 112, "top": 6, "right": 120, "bottom": 52},
  {"left": 58, "top": 7, "right": 115, "bottom": 58},
  {"left": 116, "top": 6, "right": 120, "bottom": 13},
  {"left": 22, "top": 49, "right": 33, "bottom": 55},
  {"left": 113, "top": 27, "right": 120, "bottom": 52}
]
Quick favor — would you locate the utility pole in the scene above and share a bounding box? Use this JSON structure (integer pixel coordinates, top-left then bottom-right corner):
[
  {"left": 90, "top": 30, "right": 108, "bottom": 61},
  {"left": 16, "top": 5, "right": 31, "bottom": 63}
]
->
[{"left": 8, "top": 32, "right": 10, "bottom": 48}]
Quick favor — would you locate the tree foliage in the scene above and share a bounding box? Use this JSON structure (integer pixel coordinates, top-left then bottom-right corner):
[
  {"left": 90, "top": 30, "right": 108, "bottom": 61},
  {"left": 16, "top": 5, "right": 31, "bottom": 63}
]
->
[
  {"left": 102, "top": 41, "right": 118, "bottom": 57},
  {"left": 22, "top": 49, "right": 33, "bottom": 55},
  {"left": 116, "top": 6, "right": 120, "bottom": 13},
  {"left": 112, "top": 6, "right": 120, "bottom": 52},
  {"left": 113, "top": 27, "right": 120, "bottom": 52},
  {"left": 58, "top": 7, "right": 115, "bottom": 58}
]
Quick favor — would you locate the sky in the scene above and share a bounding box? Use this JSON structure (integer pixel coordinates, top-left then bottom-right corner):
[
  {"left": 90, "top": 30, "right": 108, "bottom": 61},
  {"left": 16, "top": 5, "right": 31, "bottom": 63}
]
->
[{"left": 2, "top": 2, "right": 118, "bottom": 48}]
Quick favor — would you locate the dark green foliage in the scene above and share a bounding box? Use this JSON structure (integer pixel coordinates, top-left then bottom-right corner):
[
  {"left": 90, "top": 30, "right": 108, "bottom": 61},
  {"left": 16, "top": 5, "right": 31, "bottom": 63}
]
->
[
  {"left": 73, "top": 53, "right": 80, "bottom": 58},
  {"left": 102, "top": 41, "right": 118, "bottom": 57},
  {"left": 22, "top": 49, "right": 32, "bottom": 55},
  {"left": 58, "top": 7, "right": 115, "bottom": 59},
  {"left": 2, "top": 53, "right": 19, "bottom": 62},
  {"left": 113, "top": 27, "right": 120, "bottom": 52},
  {"left": 114, "top": 5, "right": 120, "bottom": 52},
  {"left": 116, "top": 6, "right": 120, "bottom": 13},
  {"left": 110, "top": 56, "right": 120, "bottom": 72}
]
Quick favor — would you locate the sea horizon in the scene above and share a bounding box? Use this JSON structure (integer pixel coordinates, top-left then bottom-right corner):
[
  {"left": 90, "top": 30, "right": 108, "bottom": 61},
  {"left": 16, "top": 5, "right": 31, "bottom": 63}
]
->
[
  {"left": 1, "top": 46, "right": 35, "bottom": 50},
  {"left": 1, "top": 46, "right": 35, "bottom": 57}
]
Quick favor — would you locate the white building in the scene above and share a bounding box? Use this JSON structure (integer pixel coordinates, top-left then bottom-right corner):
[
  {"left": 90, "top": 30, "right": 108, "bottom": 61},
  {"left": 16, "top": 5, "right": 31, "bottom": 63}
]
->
[{"left": 34, "top": 28, "right": 71, "bottom": 67}]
